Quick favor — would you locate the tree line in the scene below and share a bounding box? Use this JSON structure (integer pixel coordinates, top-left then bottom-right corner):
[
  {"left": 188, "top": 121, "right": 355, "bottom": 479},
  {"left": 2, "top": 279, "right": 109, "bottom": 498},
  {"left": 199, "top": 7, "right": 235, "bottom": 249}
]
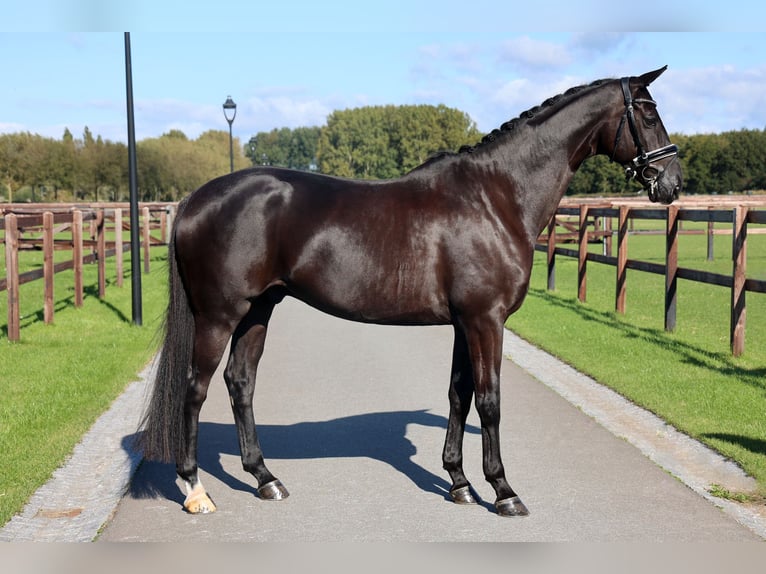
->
[
  {"left": 0, "top": 127, "right": 250, "bottom": 203},
  {"left": 568, "top": 129, "right": 766, "bottom": 197},
  {"left": 245, "top": 104, "right": 481, "bottom": 178},
  {"left": 2, "top": 103, "right": 765, "bottom": 204}
]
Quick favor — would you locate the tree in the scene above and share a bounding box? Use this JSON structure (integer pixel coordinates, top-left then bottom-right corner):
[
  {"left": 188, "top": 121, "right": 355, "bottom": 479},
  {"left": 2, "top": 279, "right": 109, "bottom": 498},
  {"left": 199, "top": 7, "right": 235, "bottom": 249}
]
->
[
  {"left": 391, "top": 104, "right": 481, "bottom": 172},
  {"left": 316, "top": 104, "right": 481, "bottom": 179},
  {"left": 246, "top": 126, "right": 321, "bottom": 171},
  {"left": 0, "top": 133, "right": 36, "bottom": 202},
  {"left": 677, "top": 133, "right": 720, "bottom": 194},
  {"left": 196, "top": 129, "right": 249, "bottom": 177},
  {"left": 289, "top": 126, "right": 321, "bottom": 171},
  {"left": 714, "top": 129, "right": 766, "bottom": 191},
  {"left": 135, "top": 129, "right": 249, "bottom": 201},
  {"left": 54, "top": 128, "right": 78, "bottom": 199},
  {"left": 246, "top": 128, "right": 291, "bottom": 168},
  {"left": 318, "top": 106, "right": 396, "bottom": 178},
  {"left": 75, "top": 128, "right": 126, "bottom": 201}
]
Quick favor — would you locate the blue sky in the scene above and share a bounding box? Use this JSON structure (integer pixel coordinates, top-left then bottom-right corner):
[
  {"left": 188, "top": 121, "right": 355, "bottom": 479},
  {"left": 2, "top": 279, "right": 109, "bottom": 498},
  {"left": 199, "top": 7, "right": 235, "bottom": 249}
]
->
[{"left": 1, "top": 2, "right": 765, "bottom": 145}]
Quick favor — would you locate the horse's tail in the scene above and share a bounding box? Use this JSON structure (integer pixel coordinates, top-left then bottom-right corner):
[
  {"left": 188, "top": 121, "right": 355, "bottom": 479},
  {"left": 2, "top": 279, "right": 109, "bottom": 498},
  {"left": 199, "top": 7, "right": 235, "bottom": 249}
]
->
[{"left": 135, "top": 199, "right": 194, "bottom": 463}]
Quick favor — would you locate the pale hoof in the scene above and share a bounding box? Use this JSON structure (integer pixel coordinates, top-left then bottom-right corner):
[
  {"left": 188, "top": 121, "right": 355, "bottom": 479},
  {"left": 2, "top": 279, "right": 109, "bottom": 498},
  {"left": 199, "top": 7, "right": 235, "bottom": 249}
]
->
[
  {"left": 183, "top": 484, "right": 217, "bottom": 514},
  {"left": 258, "top": 479, "right": 289, "bottom": 500},
  {"left": 449, "top": 485, "right": 478, "bottom": 505},
  {"left": 496, "top": 496, "right": 529, "bottom": 517}
]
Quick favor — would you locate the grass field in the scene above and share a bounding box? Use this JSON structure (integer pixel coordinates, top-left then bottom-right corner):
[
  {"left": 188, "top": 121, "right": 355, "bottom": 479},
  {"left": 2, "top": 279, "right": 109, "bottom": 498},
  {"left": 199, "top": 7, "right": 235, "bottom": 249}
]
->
[
  {"left": 506, "top": 220, "right": 766, "bottom": 496},
  {"left": 0, "top": 246, "right": 168, "bottom": 527}
]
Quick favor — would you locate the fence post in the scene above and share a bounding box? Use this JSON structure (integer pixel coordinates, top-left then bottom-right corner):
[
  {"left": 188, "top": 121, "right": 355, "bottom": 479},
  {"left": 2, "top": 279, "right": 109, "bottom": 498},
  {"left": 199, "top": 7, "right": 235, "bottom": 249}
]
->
[
  {"left": 167, "top": 204, "right": 176, "bottom": 241},
  {"left": 665, "top": 205, "right": 678, "bottom": 332},
  {"left": 73, "top": 210, "right": 84, "bottom": 308},
  {"left": 114, "top": 208, "right": 124, "bottom": 287},
  {"left": 160, "top": 208, "right": 167, "bottom": 244},
  {"left": 97, "top": 208, "right": 106, "bottom": 298},
  {"left": 142, "top": 205, "right": 151, "bottom": 274},
  {"left": 707, "top": 206, "right": 715, "bottom": 261},
  {"left": 4, "top": 213, "right": 20, "bottom": 341},
  {"left": 547, "top": 215, "right": 556, "bottom": 291},
  {"left": 615, "top": 205, "right": 629, "bottom": 314},
  {"left": 578, "top": 205, "right": 589, "bottom": 302},
  {"left": 43, "top": 211, "right": 55, "bottom": 324},
  {"left": 731, "top": 206, "right": 747, "bottom": 357}
]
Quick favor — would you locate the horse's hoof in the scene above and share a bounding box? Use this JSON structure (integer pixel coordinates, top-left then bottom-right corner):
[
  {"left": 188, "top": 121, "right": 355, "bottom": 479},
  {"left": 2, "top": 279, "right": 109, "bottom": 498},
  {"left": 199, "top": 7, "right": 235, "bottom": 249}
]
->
[
  {"left": 449, "top": 485, "right": 478, "bottom": 505},
  {"left": 496, "top": 496, "right": 529, "bottom": 517},
  {"left": 258, "top": 479, "right": 289, "bottom": 500},
  {"left": 183, "top": 487, "right": 217, "bottom": 514}
]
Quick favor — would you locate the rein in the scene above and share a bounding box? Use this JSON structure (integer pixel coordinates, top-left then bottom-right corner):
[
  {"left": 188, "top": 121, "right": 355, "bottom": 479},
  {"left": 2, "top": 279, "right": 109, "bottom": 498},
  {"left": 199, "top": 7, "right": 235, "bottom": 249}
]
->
[{"left": 610, "top": 77, "right": 678, "bottom": 201}]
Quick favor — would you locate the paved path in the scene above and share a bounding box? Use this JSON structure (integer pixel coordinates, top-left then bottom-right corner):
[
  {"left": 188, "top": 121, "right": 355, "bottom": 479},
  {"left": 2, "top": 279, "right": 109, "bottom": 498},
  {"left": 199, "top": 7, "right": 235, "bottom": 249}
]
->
[{"left": 3, "top": 298, "right": 764, "bottom": 542}]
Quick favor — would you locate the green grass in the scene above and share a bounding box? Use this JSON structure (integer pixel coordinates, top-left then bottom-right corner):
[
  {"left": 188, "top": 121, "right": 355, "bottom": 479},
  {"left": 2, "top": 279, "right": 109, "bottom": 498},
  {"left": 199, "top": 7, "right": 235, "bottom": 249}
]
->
[
  {"left": 506, "top": 223, "right": 766, "bottom": 495},
  {"left": 0, "top": 246, "right": 168, "bottom": 527}
]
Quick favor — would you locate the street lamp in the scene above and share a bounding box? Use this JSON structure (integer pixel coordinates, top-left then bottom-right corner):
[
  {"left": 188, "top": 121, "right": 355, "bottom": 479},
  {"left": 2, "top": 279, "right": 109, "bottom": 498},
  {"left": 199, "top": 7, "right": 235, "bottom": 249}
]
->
[{"left": 222, "top": 95, "right": 237, "bottom": 173}]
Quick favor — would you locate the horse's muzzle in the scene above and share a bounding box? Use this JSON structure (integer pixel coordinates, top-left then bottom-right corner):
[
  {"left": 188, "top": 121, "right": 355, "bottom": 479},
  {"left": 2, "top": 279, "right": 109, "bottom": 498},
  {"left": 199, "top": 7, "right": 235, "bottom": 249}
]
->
[{"left": 643, "top": 157, "right": 682, "bottom": 205}]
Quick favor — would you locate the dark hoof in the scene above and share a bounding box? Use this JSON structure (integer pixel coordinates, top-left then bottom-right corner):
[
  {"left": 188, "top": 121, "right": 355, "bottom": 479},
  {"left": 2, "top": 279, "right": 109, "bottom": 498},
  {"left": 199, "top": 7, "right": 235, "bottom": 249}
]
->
[
  {"left": 449, "top": 485, "right": 478, "bottom": 505},
  {"left": 496, "top": 496, "right": 529, "bottom": 517},
  {"left": 258, "top": 479, "right": 289, "bottom": 500}
]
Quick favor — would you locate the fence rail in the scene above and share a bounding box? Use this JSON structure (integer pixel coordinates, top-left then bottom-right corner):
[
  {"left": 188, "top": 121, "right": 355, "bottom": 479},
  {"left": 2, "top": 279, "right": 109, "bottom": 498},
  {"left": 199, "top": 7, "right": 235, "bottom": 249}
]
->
[
  {"left": 537, "top": 197, "right": 766, "bottom": 356},
  {"left": 2, "top": 202, "right": 176, "bottom": 341}
]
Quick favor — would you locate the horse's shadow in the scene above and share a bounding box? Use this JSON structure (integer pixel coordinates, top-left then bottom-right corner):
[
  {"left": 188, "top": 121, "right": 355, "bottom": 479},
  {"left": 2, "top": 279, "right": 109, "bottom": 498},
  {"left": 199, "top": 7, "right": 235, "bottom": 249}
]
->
[{"left": 123, "top": 409, "right": 484, "bottom": 507}]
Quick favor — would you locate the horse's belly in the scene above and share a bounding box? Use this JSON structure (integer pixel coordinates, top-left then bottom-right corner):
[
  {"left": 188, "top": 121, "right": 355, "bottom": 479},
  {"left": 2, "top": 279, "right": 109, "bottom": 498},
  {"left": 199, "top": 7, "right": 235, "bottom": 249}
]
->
[
  {"left": 283, "top": 221, "right": 458, "bottom": 324},
  {"left": 290, "top": 269, "right": 451, "bottom": 325}
]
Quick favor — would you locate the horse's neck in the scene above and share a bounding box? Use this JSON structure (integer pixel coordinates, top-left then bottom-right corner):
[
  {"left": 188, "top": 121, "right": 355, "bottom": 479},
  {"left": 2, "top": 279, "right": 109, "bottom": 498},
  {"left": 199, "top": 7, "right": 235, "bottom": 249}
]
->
[{"left": 485, "top": 88, "right": 615, "bottom": 239}]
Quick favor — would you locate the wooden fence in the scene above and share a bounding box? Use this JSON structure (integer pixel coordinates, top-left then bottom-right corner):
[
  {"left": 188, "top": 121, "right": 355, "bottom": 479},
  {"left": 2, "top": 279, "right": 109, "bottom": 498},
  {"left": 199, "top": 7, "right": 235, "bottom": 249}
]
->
[
  {"left": 1, "top": 202, "right": 176, "bottom": 341},
  {"left": 537, "top": 197, "right": 766, "bottom": 356},
  {"left": 4, "top": 197, "right": 765, "bottom": 354}
]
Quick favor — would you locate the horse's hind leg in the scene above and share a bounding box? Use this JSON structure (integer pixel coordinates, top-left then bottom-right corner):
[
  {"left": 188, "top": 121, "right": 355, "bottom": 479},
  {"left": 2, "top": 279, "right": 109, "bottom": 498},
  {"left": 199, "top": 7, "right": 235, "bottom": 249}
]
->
[
  {"left": 224, "top": 299, "right": 288, "bottom": 501},
  {"left": 177, "top": 316, "right": 233, "bottom": 514},
  {"left": 442, "top": 325, "right": 479, "bottom": 504}
]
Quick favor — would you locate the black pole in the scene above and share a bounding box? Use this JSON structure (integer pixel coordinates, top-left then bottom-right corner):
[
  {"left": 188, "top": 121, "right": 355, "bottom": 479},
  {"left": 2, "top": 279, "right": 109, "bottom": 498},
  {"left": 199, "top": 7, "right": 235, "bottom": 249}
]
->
[
  {"left": 124, "top": 32, "right": 142, "bottom": 326},
  {"left": 228, "top": 122, "right": 234, "bottom": 173}
]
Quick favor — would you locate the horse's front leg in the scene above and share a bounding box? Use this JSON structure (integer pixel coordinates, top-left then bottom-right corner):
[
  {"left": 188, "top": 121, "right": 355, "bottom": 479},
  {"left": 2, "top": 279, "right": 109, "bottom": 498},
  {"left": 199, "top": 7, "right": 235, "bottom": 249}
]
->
[{"left": 461, "top": 315, "right": 529, "bottom": 517}]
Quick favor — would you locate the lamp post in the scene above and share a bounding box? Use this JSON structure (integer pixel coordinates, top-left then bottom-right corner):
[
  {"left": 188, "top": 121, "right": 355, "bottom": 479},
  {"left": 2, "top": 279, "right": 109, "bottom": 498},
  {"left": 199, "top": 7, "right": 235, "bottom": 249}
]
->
[
  {"left": 124, "top": 32, "right": 142, "bottom": 326},
  {"left": 222, "top": 95, "right": 237, "bottom": 173}
]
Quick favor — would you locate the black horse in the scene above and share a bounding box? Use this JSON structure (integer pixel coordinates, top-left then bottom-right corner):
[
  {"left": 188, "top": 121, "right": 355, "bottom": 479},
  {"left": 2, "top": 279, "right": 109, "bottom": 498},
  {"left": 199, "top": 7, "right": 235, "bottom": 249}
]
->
[{"left": 137, "top": 67, "right": 682, "bottom": 516}]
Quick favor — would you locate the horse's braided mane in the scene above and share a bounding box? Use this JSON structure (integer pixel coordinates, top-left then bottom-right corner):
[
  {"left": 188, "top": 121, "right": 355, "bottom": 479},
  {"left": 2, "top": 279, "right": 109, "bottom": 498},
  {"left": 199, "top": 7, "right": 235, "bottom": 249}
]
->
[{"left": 414, "top": 78, "right": 612, "bottom": 170}]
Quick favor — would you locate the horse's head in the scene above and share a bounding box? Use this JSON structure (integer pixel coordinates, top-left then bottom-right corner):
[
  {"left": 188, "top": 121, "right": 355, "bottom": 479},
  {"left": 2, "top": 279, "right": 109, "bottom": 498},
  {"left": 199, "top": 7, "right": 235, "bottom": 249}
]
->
[{"left": 607, "top": 66, "right": 682, "bottom": 204}]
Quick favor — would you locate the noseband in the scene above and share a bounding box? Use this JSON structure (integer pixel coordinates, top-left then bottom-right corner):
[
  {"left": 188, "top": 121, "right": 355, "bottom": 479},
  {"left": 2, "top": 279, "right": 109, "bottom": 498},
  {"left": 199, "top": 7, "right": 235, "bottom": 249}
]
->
[{"left": 610, "top": 77, "right": 678, "bottom": 201}]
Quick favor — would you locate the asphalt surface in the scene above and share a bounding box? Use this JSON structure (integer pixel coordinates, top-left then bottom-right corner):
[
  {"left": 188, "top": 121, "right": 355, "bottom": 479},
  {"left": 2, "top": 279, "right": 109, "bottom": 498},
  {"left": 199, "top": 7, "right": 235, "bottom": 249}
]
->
[{"left": 3, "top": 297, "right": 764, "bottom": 542}]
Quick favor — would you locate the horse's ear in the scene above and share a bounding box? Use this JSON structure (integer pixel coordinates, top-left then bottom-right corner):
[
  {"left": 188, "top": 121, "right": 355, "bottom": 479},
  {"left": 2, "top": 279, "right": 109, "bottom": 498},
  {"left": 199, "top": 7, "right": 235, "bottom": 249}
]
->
[{"left": 638, "top": 65, "right": 668, "bottom": 86}]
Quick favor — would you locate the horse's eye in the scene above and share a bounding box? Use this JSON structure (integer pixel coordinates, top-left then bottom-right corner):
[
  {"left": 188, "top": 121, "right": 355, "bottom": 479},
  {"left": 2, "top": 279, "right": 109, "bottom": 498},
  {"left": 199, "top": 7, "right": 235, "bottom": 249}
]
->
[{"left": 644, "top": 115, "right": 658, "bottom": 128}]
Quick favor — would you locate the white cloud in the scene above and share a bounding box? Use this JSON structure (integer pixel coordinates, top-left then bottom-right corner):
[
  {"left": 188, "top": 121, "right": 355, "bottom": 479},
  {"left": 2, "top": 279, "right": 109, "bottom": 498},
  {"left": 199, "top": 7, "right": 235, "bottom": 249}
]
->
[
  {"left": 568, "top": 33, "right": 633, "bottom": 57},
  {"left": 0, "top": 122, "right": 26, "bottom": 134},
  {"left": 655, "top": 65, "right": 766, "bottom": 134},
  {"left": 499, "top": 36, "right": 572, "bottom": 71},
  {"left": 133, "top": 91, "right": 343, "bottom": 142},
  {"left": 243, "top": 96, "right": 332, "bottom": 131},
  {"left": 473, "top": 74, "right": 587, "bottom": 130},
  {"left": 408, "top": 34, "right": 766, "bottom": 137}
]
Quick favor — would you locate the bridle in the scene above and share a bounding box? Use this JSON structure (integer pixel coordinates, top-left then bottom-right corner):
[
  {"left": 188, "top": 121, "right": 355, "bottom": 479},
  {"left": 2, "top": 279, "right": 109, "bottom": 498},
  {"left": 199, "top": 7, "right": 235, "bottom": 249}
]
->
[{"left": 610, "top": 77, "right": 678, "bottom": 201}]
